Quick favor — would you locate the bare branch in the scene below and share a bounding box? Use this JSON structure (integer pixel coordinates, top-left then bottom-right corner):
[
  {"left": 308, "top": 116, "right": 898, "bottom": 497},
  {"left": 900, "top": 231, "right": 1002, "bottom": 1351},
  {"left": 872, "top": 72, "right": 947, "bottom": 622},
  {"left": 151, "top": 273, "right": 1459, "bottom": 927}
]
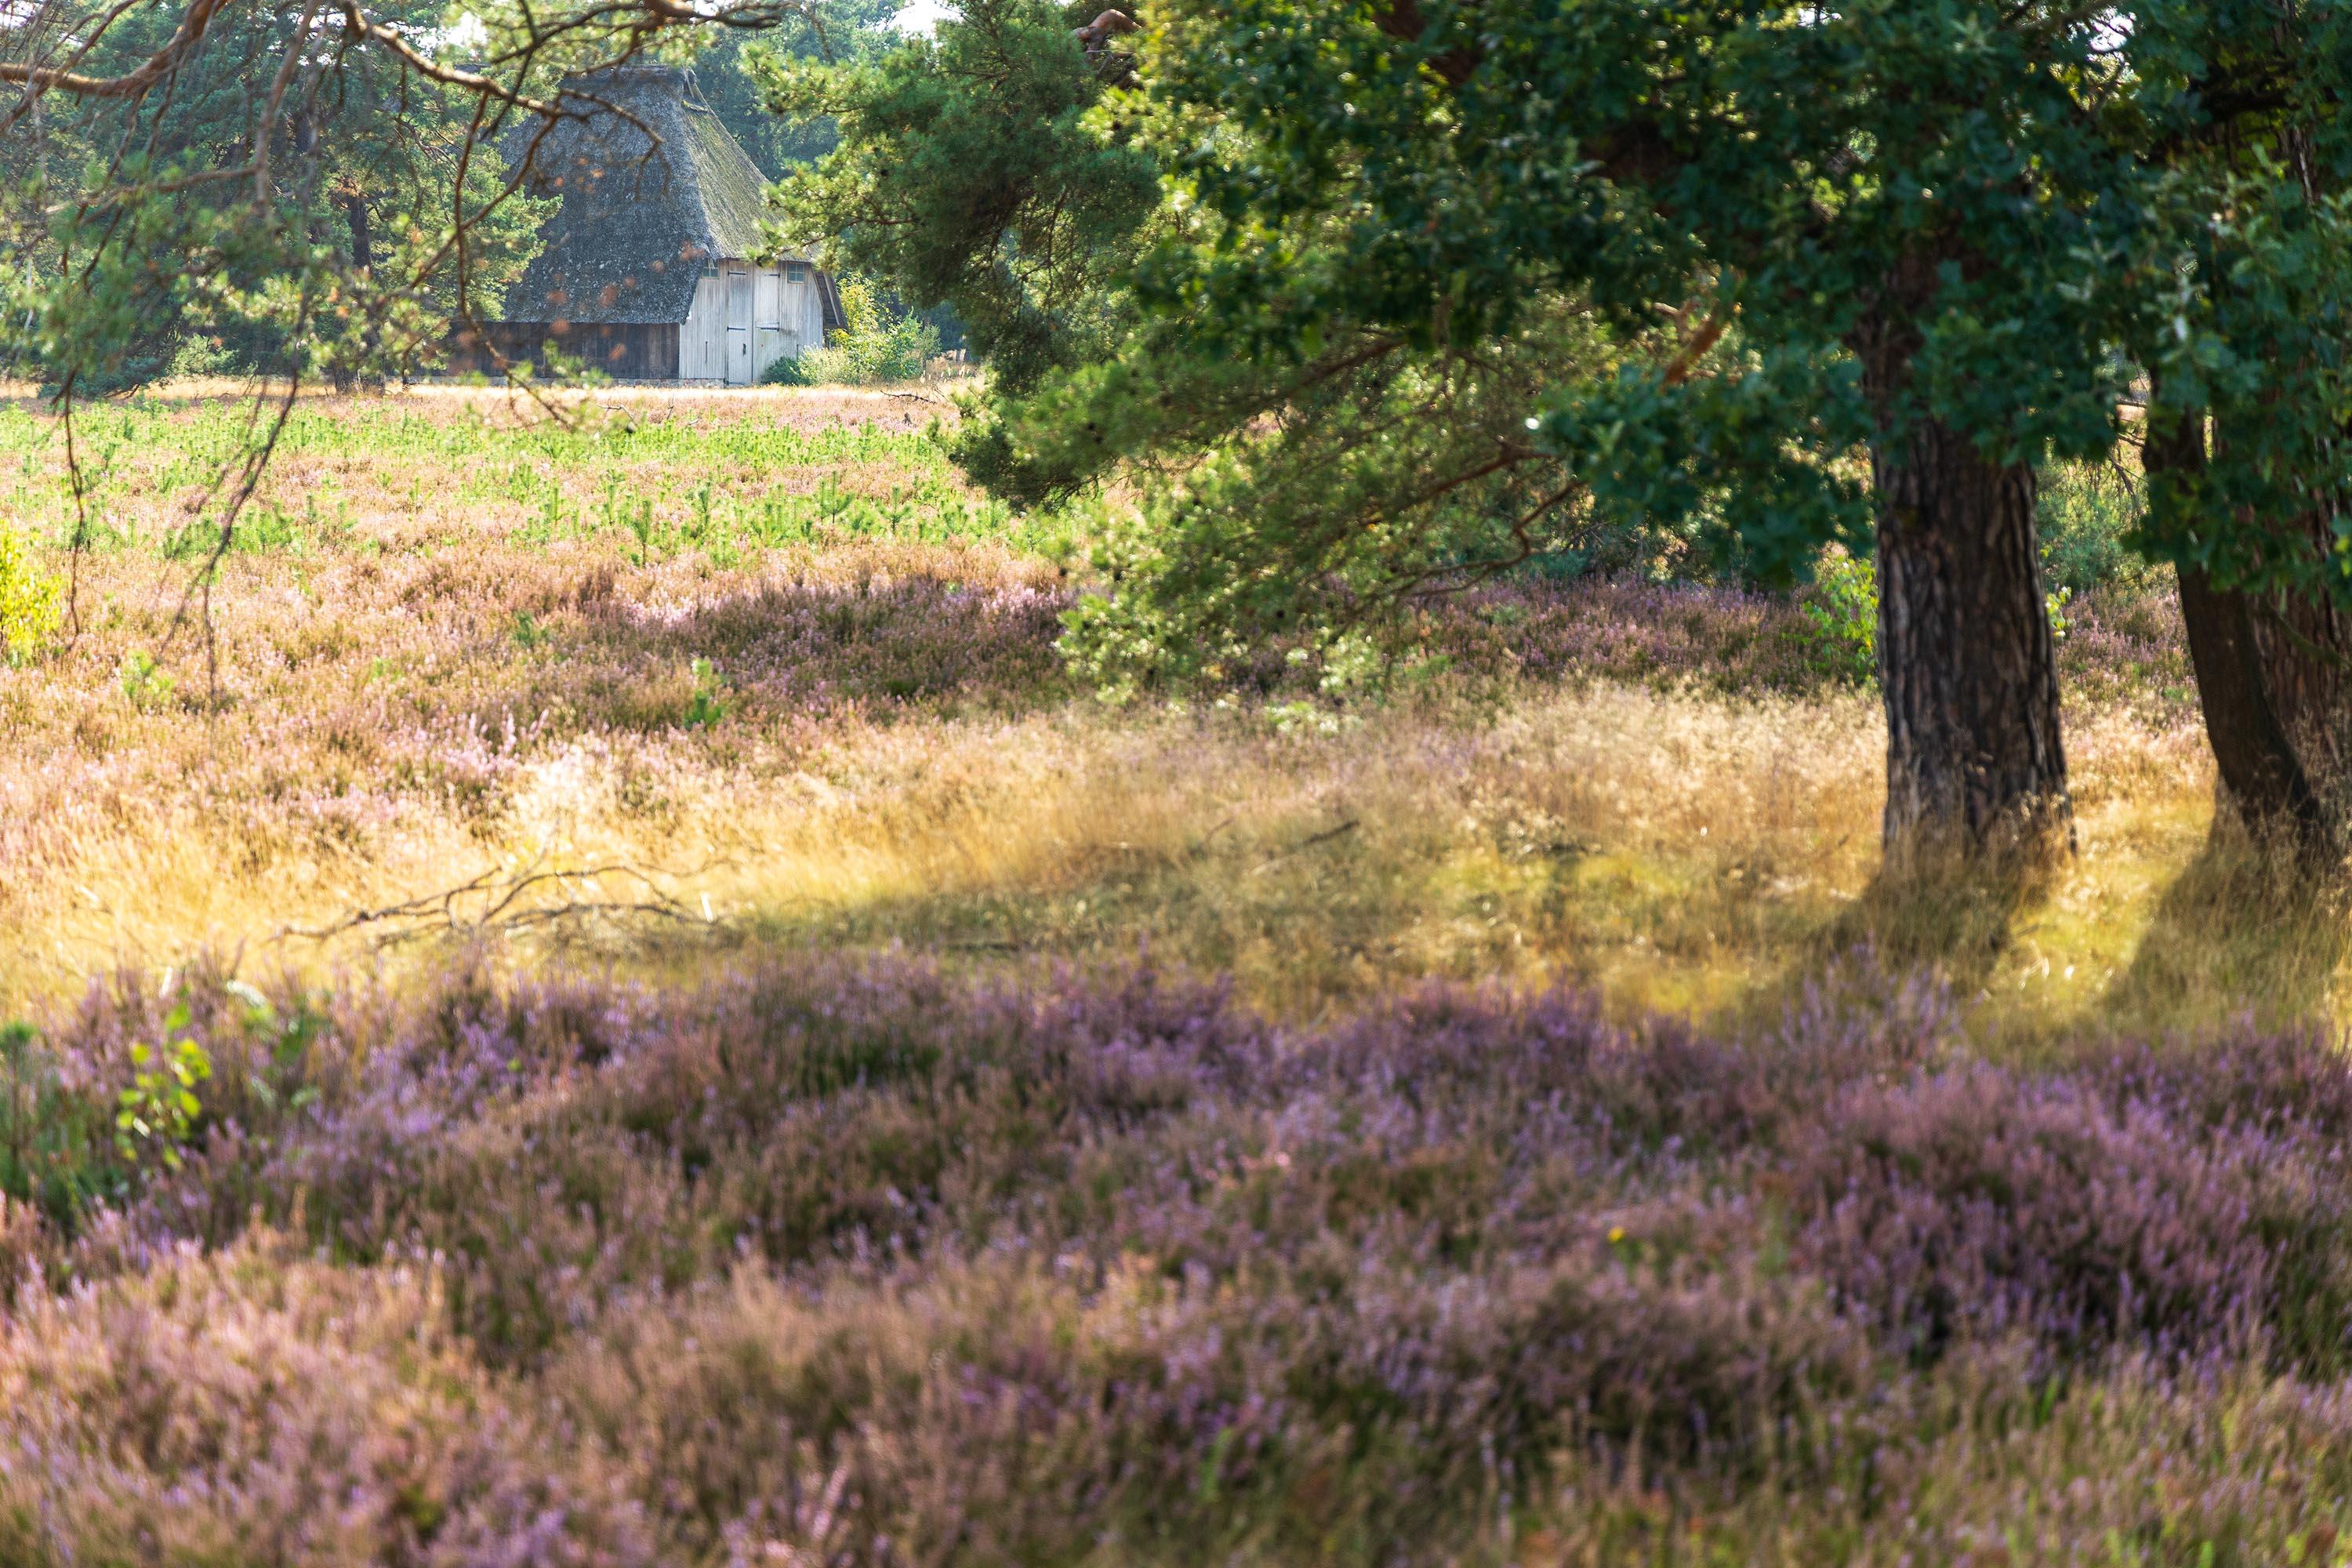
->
[
  {"left": 0, "top": 0, "right": 232, "bottom": 98},
  {"left": 331, "top": 2, "right": 563, "bottom": 118}
]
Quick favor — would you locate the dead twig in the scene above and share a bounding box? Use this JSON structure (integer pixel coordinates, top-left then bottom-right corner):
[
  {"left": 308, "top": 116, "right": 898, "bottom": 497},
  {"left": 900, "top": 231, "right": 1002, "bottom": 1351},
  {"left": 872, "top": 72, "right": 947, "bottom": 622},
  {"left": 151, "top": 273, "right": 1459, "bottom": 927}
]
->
[
  {"left": 1251, "top": 818, "right": 1359, "bottom": 875},
  {"left": 272, "top": 855, "right": 724, "bottom": 949}
]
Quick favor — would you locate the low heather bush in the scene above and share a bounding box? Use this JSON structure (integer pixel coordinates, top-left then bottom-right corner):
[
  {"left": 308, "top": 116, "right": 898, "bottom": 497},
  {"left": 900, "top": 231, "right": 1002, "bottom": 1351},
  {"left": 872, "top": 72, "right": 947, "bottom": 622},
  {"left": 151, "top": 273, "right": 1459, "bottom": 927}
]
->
[
  {"left": 2, "top": 950, "right": 2348, "bottom": 1560},
  {"left": 1792, "top": 1065, "right": 2278, "bottom": 1363}
]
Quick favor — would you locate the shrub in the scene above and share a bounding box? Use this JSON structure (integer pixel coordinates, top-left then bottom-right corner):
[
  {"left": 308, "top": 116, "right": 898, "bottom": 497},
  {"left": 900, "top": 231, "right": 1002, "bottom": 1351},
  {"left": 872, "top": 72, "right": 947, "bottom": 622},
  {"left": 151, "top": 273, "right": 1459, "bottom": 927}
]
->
[
  {"left": 1790, "top": 1065, "right": 2279, "bottom": 1364},
  {"left": 680, "top": 655, "right": 728, "bottom": 728},
  {"left": 0, "top": 1022, "right": 121, "bottom": 1242},
  {"left": 786, "top": 277, "right": 942, "bottom": 386},
  {"left": 0, "top": 523, "right": 60, "bottom": 662},
  {"left": 112, "top": 1006, "right": 212, "bottom": 1172},
  {"left": 8, "top": 953, "right": 2352, "bottom": 1559},
  {"left": 0, "top": 1238, "right": 648, "bottom": 1565},
  {"left": 1798, "top": 546, "right": 1878, "bottom": 682},
  {"left": 2039, "top": 456, "right": 2159, "bottom": 597},
  {"left": 1798, "top": 543, "right": 2076, "bottom": 685},
  {"left": 118, "top": 648, "right": 176, "bottom": 709}
]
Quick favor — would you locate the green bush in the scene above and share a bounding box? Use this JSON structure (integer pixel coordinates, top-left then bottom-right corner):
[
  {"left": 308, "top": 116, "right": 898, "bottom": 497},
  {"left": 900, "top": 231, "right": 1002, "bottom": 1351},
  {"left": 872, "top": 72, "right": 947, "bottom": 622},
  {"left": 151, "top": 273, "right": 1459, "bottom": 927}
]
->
[
  {"left": 758, "top": 353, "right": 811, "bottom": 387},
  {"left": 680, "top": 657, "right": 729, "bottom": 729},
  {"left": 2038, "top": 459, "right": 2159, "bottom": 597},
  {"left": 0, "top": 525, "right": 60, "bottom": 663},
  {"left": 118, "top": 650, "right": 177, "bottom": 710},
  {"left": 0, "top": 1022, "right": 119, "bottom": 1235},
  {"left": 114, "top": 1007, "right": 210, "bottom": 1174},
  {"left": 1798, "top": 546, "right": 2073, "bottom": 685},
  {"left": 777, "top": 277, "right": 942, "bottom": 387},
  {"left": 1800, "top": 548, "right": 1879, "bottom": 683}
]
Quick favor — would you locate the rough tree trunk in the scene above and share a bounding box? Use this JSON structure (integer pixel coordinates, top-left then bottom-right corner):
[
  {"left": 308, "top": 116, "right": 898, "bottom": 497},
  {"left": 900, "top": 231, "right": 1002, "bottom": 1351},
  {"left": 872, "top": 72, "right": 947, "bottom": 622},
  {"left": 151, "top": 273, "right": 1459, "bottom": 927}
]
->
[
  {"left": 2153, "top": 409, "right": 2352, "bottom": 856},
  {"left": 1851, "top": 257, "right": 2073, "bottom": 867},
  {"left": 336, "top": 189, "right": 381, "bottom": 394},
  {"left": 1869, "top": 422, "right": 2073, "bottom": 862},
  {"left": 343, "top": 190, "right": 373, "bottom": 277},
  {"left": 2250, "top": 582, "right": 2352, "bottom": 842}
]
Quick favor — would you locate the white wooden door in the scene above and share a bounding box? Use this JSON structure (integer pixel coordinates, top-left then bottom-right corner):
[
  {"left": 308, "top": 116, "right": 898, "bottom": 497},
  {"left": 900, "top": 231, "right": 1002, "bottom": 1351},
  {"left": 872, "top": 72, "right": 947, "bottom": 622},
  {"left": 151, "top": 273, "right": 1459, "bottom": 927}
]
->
[
  {"left": 724, "top": 266, "right": 754, "bottom": 385},
  {"left": 684, "top": 274, "right": 726, "bottom": 380},
  {"left": 793, "top": 274, "right": 827, "bottom": 350},
  {"left": 753, "top": 267, "right": 786, "bottom": 382}
]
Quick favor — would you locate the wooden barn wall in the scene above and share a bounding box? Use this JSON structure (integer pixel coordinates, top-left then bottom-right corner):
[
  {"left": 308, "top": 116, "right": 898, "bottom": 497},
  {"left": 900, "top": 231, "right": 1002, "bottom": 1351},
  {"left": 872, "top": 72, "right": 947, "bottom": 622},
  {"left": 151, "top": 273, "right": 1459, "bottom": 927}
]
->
[{"left": 444, "top": 321, "right": 681, "bottom": 380}]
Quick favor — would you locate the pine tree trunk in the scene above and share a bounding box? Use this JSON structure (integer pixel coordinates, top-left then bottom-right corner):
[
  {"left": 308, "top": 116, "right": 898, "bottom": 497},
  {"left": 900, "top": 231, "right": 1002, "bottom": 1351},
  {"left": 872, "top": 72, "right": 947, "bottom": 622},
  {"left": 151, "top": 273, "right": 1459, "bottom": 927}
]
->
[
  {"left": 1852, "top": 260, "right": 2073, "bottom": 868},
  {"left": 1871, "top": 423, "right": 2073, "bottom": 862},
  {"left": 2155, "top": 409, "right": 2350, "bottom": 855},
  {"left": 2151, "top": 411, "right": 2323, "bottom": 841},
  {"left": 343, "top": 191, "right": 373, "bottom": 276},
  {"left": 2244, "top": 544, "right": 2352, "bottom": 843},
  {"left": 338, "top": 189, "right": 382, "bottom": 394}
]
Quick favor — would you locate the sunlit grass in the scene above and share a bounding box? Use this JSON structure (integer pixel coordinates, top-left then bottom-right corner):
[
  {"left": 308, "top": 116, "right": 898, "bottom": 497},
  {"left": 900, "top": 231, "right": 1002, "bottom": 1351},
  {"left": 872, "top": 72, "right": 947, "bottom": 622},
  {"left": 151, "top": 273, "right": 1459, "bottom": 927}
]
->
[
  {"left": 0, "top": 625, "right": 2250, "bottom": 1048},
  {"left": 0, "top": 383, "right": 1050, "bottom": 562},
  {"left": 0, "top": 387, "right": 2321, "bottom": 1055},
  {"left": 10, "top": 389, "right": 2352, "bottom": 1560}
]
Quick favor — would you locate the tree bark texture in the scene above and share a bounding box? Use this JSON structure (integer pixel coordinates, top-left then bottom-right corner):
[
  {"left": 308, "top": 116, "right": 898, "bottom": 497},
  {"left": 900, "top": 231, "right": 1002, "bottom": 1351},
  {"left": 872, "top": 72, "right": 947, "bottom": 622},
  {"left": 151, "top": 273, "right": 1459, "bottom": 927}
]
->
[
  {"left": 1870, "top": 426, "right": 2072, "bottom": 859},
  {"left": 336, "top": 187, "right": 383, "bottom": 392},
  {"left": 1853, "top": 265, "right": 2072, "bottom": 864},
  {"left": 2155, "top": 410, "right": 2352, "bottom": 855},
  {"left": 343, "top": 190, "right": 373, "bottom": 275},
  {"left": 2249, "top": 580, "right": 2352, "bottom": 842}
]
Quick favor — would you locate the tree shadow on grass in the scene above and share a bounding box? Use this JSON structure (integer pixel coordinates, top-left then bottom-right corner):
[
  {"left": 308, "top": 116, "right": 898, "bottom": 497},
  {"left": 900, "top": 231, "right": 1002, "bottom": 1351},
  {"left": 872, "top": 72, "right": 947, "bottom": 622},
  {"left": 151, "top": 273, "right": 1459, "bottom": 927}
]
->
[
  {"left": 2100, "top": 813, "right": 2350, "bottom": 1037},
  {"left": 1705, "top": 850, "right": 2054, "bottom": 1044},
  {"left": 1824, "top": 854, "right": 2054, "bottom": 996}
]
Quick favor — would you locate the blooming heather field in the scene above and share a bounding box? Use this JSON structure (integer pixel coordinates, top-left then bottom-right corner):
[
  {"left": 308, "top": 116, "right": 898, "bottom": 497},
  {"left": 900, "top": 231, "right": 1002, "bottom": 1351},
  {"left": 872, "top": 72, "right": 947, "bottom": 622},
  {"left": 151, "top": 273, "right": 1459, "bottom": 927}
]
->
[{"left": 0, "top": 387, "right": 2346, "bottom": 1563}]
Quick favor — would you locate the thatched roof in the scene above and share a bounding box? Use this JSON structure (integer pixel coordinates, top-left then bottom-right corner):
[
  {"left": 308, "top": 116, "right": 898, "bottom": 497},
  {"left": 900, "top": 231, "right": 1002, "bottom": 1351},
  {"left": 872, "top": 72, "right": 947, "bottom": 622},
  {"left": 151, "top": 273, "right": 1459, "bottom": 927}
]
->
[{"left": 503, "top": 64, "right": 796, "bottom": 326}]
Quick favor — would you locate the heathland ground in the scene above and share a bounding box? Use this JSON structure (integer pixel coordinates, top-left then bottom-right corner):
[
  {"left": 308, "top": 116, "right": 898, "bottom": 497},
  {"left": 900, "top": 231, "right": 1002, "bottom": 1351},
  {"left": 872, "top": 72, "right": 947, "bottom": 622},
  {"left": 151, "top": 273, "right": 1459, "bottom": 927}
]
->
[
  {"left": 0, "top": 387, "right": 2347, "bottom": 1563},
  {"left": 0, "top": 387, "right": 2246, "bottom": 1034}
]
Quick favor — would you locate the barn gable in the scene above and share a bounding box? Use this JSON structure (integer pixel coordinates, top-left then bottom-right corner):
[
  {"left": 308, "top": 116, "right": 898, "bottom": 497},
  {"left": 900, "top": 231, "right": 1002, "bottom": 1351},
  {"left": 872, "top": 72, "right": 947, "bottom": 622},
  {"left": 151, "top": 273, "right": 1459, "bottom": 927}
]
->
[
  {"left": 450, "top": 63, "right": 844, "bottom": 382},
  {"left": 507, "top": 64, "right": 777, "bottom": 327}
]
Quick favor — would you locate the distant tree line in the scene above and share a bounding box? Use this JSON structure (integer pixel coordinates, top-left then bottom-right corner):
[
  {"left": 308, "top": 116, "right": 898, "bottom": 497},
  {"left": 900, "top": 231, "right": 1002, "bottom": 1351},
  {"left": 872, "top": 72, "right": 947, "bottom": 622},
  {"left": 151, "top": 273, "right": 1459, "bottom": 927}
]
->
[{"left": 0, "top": 0, "right": 890, "bottom": 397}]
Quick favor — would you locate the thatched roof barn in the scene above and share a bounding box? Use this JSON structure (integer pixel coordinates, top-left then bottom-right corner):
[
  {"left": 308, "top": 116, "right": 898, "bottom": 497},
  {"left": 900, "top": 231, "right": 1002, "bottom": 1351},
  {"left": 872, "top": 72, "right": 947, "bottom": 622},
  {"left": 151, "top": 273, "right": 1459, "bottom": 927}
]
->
[{"left": 447, "top": 64, "right": 844, "bottom": 383}]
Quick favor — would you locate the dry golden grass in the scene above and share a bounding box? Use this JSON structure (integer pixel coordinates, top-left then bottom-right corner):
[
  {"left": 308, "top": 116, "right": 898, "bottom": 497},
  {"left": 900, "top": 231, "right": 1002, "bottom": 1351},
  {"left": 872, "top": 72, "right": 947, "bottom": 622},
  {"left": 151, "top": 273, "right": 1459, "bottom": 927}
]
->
[
  {"left": 13, "top": 393, "right": 2352, "bottom": 1568},
  {"left": 0, "top": 389, "right": 2323, "bottom": 1046}
]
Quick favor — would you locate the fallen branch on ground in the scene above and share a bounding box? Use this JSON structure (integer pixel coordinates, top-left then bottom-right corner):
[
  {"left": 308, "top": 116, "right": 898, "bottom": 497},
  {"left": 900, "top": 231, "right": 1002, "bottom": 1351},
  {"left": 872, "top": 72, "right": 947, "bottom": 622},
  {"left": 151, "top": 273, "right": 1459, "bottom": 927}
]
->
[{"left": 271, "top": 855, "right": 724, "bottom": 949}]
